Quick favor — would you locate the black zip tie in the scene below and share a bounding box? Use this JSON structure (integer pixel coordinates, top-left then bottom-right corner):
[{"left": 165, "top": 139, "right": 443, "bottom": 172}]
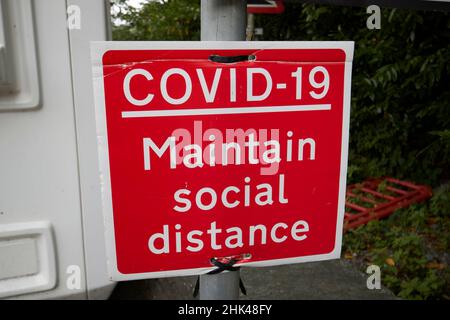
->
[
  {"left": 193, "top": 258, "right": 247, "bottom": 298},
  {"left": 193, "top": 276, "right": 200, "bottom": 298},
  {"left": 209, "top": 54, "right": 256, "bottom": 64},
  {"left": 208, "top": 257, "right": 240, "bottom": 273}
]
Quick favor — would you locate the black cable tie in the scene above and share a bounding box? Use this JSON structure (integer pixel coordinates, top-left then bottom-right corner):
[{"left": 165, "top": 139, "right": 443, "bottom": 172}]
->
[
  {"left": 207, "top": 258, "right": 240, "bottom": 274},
  {"left": 209, "top": 54, "right": 256, "bottom": 64},
  {"left": 192, "top": 258, "right": 247, "bottom": 298},
  {"left": 193, "top": 276, "right": 200, "bottom": 298},
  {"left": 239, "top": 278, "right": 247, "bottom": 296}
]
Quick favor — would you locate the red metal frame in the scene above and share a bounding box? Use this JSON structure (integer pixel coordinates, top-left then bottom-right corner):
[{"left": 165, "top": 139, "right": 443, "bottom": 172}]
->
[
  {"left": 247, "top": 0, "right": 285, "bottom": 14},
  {"left": 344, "top": 177, "right": 432, "bottom": 231}
]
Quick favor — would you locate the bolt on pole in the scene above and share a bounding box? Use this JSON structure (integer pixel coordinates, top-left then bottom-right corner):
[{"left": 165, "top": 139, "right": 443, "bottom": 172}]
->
[{"left": 199, "top": 0, "right": 246, "bottom": 300}]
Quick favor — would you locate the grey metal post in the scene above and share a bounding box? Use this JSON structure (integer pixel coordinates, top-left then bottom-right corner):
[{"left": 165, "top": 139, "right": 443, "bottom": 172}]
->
[
  {"left": 199, "top": 271, "right": 241, "bottom": 300},
  {"left": 246, "top": 13, "right": 255, "bottom": 41},
  {"left": 201, "top": 0, "right": 246, "bottom": 41},
  {"left": 199, "top": 0, "right": 246, "bottom": 300}
]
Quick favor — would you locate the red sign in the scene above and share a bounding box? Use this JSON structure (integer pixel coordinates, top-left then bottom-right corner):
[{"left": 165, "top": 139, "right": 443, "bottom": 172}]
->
[
  {"left": 91, "top": 42, "right": 354, "bottom": 280},
  {"left": 247, "top": 0, "right": 285, "bottom": 14}
]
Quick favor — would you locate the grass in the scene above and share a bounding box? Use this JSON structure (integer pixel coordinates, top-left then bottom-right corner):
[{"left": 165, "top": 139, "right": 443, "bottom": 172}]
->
[{"left": 342, "top": 183, "right": 450, "bottom": 300}]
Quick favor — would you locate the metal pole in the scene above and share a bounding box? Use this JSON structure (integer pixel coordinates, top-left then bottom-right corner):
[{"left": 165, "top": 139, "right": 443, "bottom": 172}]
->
[
  {"left": 199, "top": 271, "right": 241, "bottom": 300},
  {"left": 199, "top": 0, "right": 246, "bottom": 300},
  {"left": 201, "top": 0, "right": 246, "bottom": 41},
  {"left": 246, "top": 13, "right": 255, "bottom": 41}
]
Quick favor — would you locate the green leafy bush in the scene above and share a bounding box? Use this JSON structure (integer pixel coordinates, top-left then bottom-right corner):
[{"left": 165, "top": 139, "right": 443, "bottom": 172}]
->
[
  {"left": 256, "top": 4, "right": 450, "bottom": 186},
  {"left": 112, "top": 0, "right": 200, "bottom": 41},
  {"left": 343, "top": 185, "right": 450, "bottom": 300}
]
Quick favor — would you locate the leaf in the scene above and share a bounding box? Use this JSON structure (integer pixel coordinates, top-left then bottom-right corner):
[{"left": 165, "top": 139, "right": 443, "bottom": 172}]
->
[
  {"left": 425, "top": 262, "right": 445, "bottom": 270},
  {"left": 386, "top": 257, "right": 396, "bottom": 266},
  {"left": 344, "top": 252, "right": 353, "bottom": 260}
]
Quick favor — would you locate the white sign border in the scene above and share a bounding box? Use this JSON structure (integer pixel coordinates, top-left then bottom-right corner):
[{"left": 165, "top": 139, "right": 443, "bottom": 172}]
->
[{"left": 91, "top": 41, "right": 354, "bottom": 281}]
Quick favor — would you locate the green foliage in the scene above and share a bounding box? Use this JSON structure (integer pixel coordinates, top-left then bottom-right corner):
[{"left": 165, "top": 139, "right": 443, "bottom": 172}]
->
[
  {"left": 111, "top": 0, "right": 200, "bottom": 40},
  {"left": 256, "top": 4, "right": 450, "bottom": 186},
  {"left": 343, "top": 184, "right": 450, "bottom": 299},
  {"left": 430, "top": 183, "right": 450, "bottom": 217}
]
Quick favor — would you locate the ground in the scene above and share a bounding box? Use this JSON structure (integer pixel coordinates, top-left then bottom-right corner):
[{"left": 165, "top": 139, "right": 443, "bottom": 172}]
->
[{"left": 110, "top": 259, "right": 396, "bottom": 300}]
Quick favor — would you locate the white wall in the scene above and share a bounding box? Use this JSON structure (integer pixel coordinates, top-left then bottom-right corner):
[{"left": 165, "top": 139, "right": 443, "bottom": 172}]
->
[{"left": 0, "top": 0, "right": 114, "bottom": 299}]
